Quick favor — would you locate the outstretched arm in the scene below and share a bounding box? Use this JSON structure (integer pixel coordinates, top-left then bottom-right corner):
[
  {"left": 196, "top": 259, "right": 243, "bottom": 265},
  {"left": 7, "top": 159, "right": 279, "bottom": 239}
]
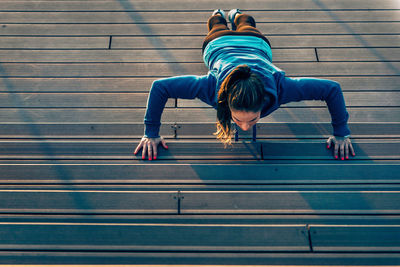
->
[
  {"left": 143, "top": 74, "right": 215, "bottom": 138},
  {"left": 279, "top": 77, "right": 355, "bottom": 160},
  {"left": 135, "top": 74, "right": 216, "bottom": 160}
]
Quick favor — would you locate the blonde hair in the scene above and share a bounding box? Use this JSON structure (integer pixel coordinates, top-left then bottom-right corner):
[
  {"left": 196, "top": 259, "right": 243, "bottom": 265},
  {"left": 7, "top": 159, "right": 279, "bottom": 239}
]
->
[{"left": 214, "top": 64, "right": 270, "bottom": 146}]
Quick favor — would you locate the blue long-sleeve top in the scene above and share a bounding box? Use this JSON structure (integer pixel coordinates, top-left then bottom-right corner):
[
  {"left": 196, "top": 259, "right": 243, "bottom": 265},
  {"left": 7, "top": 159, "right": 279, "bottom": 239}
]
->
[{"left": 144, "top": 35, "right": 350, "bottom": 138}]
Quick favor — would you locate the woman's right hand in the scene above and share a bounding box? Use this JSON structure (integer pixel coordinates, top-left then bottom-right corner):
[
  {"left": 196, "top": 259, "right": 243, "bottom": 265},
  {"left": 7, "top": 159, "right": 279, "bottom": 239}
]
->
[{"left": 134, "top": 136, "right": 168, "bottom": 161}]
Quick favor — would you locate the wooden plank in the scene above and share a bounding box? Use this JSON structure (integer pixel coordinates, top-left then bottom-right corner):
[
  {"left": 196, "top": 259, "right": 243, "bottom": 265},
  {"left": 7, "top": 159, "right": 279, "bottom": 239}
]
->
[
  {"left": 0, "top": 163, "right": 399, "bottom": 184},
  {"left": 0, "top": 190, "right": 177, "bottom": 214},
  {"left": 327, "top": 76, "right": 400, "bottom": 91},
  {"left": 0, "top": 0, "right": 398, "bottom": 11},
  {"left": 0, "top": 93, "right": 174, "bottom": 108},
  {"left": 113, "top": 35, "right": 400, "bottom": 49},
  {"left": 0, "top": 108, "right": 398, "bottom": 123},
  {"left": 179, "top": 92, "right": 400, "bottom": 108},
  {"left": 2, "top": 49, "right": 396, "bottom": 63},
  {"left": 0, "top": 37, "right": 108, "bottom": 49},
  {"left": 1, "top": 10, "right": 399, "bottom": 23},
  {"left": 0, "top": 123, "right": 175, "bottom": 139},
  {"left": 0, "top": 108, "right": 148, "bottom": 123},
  {"left": 0, "top": 139, "right": 397, "bottom": 160},
  {"left": 173, "top": 108, "right": 400, "bottom": 124},
  {"left": 310, "top": 225, "right": 400, "bottom": 252},
  {"left": 0, "top": 251, "right": 398, "bottom": 265},
  {"left": 0, "top": 23, "right": 398, "bottom": 36},
  {"left": 0, "top": 78, "right": 156, "bottom": 93},
  {"left": 0, "top": 62, "right": 399, "bottom": 77},
  {"left": 6, "top": 183, "right": 400, "bottom": 192},
  {"left": 4, "top": 92, "right": 398, "bottom": 109},
  {"left": 178, "top": 122, "right": 400, "bottom": 139},
  {"left": 0, "top": 49, "right": 316, "bottom": 63},
  {"left": 180, "top": 191, "right": 400, "bottom": 215},
  {"left": 0, "top": 223, "right": 309, "bottom": 252},
  {"left": 1, "top": 77, "right": 397, "bottom": 93},
  {"left": 278, "top": 62, "right": 400, "bottom": 76},
  {"left": 0, "top": 141, "right": 261, "bottom": 160},
  {"left": 0, "top": 252, "right": 398, "bottom": 266},
  {"left": 1, "top": 122, "right": 399, "bottom": 139},
  {"left": 261, "top": 139, "right": 400, "bottom": 160},
  {"left": 1, "top": 213, "right": 400, "bottom": 226},
  {"left": 318, "top": 48, "right": 400, "bottom": 61},
  {"left": 0, "top": 63, "right": 209, "bottom": 77},
  {"left": 142, "top": 141, "right": 262, "bottom": 160}
]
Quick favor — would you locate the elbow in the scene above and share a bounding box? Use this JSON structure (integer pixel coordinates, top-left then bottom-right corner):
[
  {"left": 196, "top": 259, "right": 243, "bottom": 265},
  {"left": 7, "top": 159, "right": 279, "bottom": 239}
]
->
[
  {"left": 331, "top": 80, "right": 342, "bottom": 94},
  {"left": 325, "top": 80, "right": 343, "bottom": 101},
  {"left": 150, "top": 79, "right": 169, "bottom": 98}
]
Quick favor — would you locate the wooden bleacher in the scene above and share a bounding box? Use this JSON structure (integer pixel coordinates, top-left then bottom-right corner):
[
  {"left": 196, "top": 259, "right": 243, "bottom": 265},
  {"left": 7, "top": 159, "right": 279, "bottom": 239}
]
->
[{"left": 0, "top": 0, "right": 399, "bottom": 265}]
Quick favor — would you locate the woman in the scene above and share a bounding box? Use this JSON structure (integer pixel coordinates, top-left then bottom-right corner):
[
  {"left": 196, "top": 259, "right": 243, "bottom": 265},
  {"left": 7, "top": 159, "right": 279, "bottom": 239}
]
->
[{"left": 134, "top": 9, "right": 356, "bottom": 161}]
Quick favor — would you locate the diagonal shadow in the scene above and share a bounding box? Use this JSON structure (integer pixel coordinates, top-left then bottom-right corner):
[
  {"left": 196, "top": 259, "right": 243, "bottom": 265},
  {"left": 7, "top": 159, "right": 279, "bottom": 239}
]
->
[
  {"left": 117, "top": 0, "right": 188, "bottom": 74},
  {"left": 312, "top": 0, "right": 400, "bottom": 75},
  {"left": 0, "top": 63, "right": 93, "bottom": 214},
  {"left": 186, "top": 4, "right": 379, "bottom": 218},
  {"left": 256, "top": 0, "right": 399, "bottom": 157}
]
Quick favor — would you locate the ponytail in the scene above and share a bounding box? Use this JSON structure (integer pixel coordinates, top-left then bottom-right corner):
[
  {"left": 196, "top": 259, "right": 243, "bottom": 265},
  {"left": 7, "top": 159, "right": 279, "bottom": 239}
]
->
[{"left": 215, "top": 64, "right": 269, "bottom": 146}]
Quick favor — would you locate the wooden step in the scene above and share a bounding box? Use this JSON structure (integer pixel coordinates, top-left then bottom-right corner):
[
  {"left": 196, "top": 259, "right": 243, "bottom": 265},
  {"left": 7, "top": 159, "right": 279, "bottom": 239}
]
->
[
  {"left": 0, "top": 161, "right": 399, "bottom": 185},
  {"left": 0, "top": 139, "right": 398, "bottom": 160},
  {"left": 0, "top": 0, "right": 398, "bottom": 11},
  {"left": 0, "top": 222, "right": 310, "bottom": 251},
  {"left": 2, "top": 10, "right": 399, "bottom": 23},
  {"left": 1, "top": 22, "right": 399, "bottom": 36},
  {"left": 1, "top": 77, "right": 398, "bottom": 92},
  {"left": 0, "top": 189, "right": 399, "bottom": 215}
]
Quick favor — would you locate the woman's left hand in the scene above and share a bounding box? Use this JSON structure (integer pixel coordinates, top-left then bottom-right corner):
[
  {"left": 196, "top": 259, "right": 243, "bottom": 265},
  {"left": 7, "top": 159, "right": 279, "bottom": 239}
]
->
[{"left": 326, "top": 135, "right": 356, "bottom": 160}]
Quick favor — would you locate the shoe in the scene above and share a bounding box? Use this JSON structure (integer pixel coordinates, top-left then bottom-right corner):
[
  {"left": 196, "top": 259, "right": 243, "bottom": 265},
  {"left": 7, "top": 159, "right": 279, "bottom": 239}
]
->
[
  {"left": 212, "top": 9, "right": 226, "bottom": 19},
  {"left": 228, "top": 8, "right": 242, "bottom": 30}
]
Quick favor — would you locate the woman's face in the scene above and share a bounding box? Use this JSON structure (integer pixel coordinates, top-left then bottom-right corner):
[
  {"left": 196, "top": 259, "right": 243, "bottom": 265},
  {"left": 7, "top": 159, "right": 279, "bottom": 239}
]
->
[{"left": 230, "top": 108, "right": 261, "bottom": 131}]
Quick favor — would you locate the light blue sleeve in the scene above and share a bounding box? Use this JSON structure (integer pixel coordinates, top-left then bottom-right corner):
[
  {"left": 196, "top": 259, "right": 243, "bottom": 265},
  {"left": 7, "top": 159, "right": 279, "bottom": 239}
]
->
[{"left": 144, "top": 73, "right": 216, "bottom": 138}]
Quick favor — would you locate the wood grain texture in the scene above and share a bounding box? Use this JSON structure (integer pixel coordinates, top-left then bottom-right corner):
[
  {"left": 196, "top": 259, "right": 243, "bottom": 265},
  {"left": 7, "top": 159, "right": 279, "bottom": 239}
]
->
[
  {"left": 180, "top": 191, "right": 400, "bottom": 215},
  {"left": 0, "top": 49, "right": 316, "bottom": 63},
  {"left": 0, "top": 251, "right": 398, "bottom": 265},
  {"left": 0, "top": 140, "right": 261, "bottom": 160},
  {"left": 0, "top": 213, "right": 400, "bottom": 225},
  {"left": 1, "top": 91, "right": 398, "bottom": 108},
  {"left": 317, "top": 48, "right": 400, "bottom": 62},
  {"left": 0, "top": 223, "right": 310, "bottom": 251},
  {"left": 179, "top": 92, "right": 400, "bottom": 108},
  {"left": 0, "top": 162, "right": 399, "bottom": 184},
  {"left": 0, "top": 23, "right": 398, "bottom": 36},
  {"left": 0, "top": 123, "right": 174, "bottom": 138},
  {"left": 178, "top": 122, "right": 400, "bottom": 138},
  {"left": 1, "top": 122, "right": 399, "bottom": 138},
  {"left": 0, "top": 93, "right": 174, "bottom": 108},
  {"left": 1, "top": 10, "right": 399, "bottom": 23},
  {"left": 112, "top": 35, "right": 400, "bottom": 49},
  {"left": 1, "top": 48, "right": 398, "bottom": 63},
  {"left": 0, "top": 78, "right": 156, "bottom": 92},
  {"left": 0, "top": 0, "right": 398, "bottom": 11},
  {"left": 261, "top": 139, "right": 400, "bottom": 160},
  {"left": 0, "top": 139, "right": 397, "bottom": 160},
  {"left": 0, "top": 190, "right": 178, "bottom": 214},
  {"left": 310, "top": 225, "right": 400, "bottom": 252},
  {"left": 0, "top": 108, "right": 398, "bottom": 123},
  {"left": 0, "top": 62, "right": 398, "bottom": 77},
  {"left": 0, "top": 37, "right": 108, "bottom": 49},
  {"left": 1, "top": 77, "right": 398, "bottom": 92}
]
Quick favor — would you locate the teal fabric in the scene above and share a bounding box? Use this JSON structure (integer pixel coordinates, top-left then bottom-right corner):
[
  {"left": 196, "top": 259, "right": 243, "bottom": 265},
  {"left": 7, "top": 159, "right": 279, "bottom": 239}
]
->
[{"left": 203, "top": 35, "right": 273, "bottom": 65}]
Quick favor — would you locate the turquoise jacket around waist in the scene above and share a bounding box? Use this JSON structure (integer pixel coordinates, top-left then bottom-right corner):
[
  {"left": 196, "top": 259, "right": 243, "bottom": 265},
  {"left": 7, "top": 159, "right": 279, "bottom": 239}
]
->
[{"left": 144, "top": 35, "right": 350, "bottom": 138}]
